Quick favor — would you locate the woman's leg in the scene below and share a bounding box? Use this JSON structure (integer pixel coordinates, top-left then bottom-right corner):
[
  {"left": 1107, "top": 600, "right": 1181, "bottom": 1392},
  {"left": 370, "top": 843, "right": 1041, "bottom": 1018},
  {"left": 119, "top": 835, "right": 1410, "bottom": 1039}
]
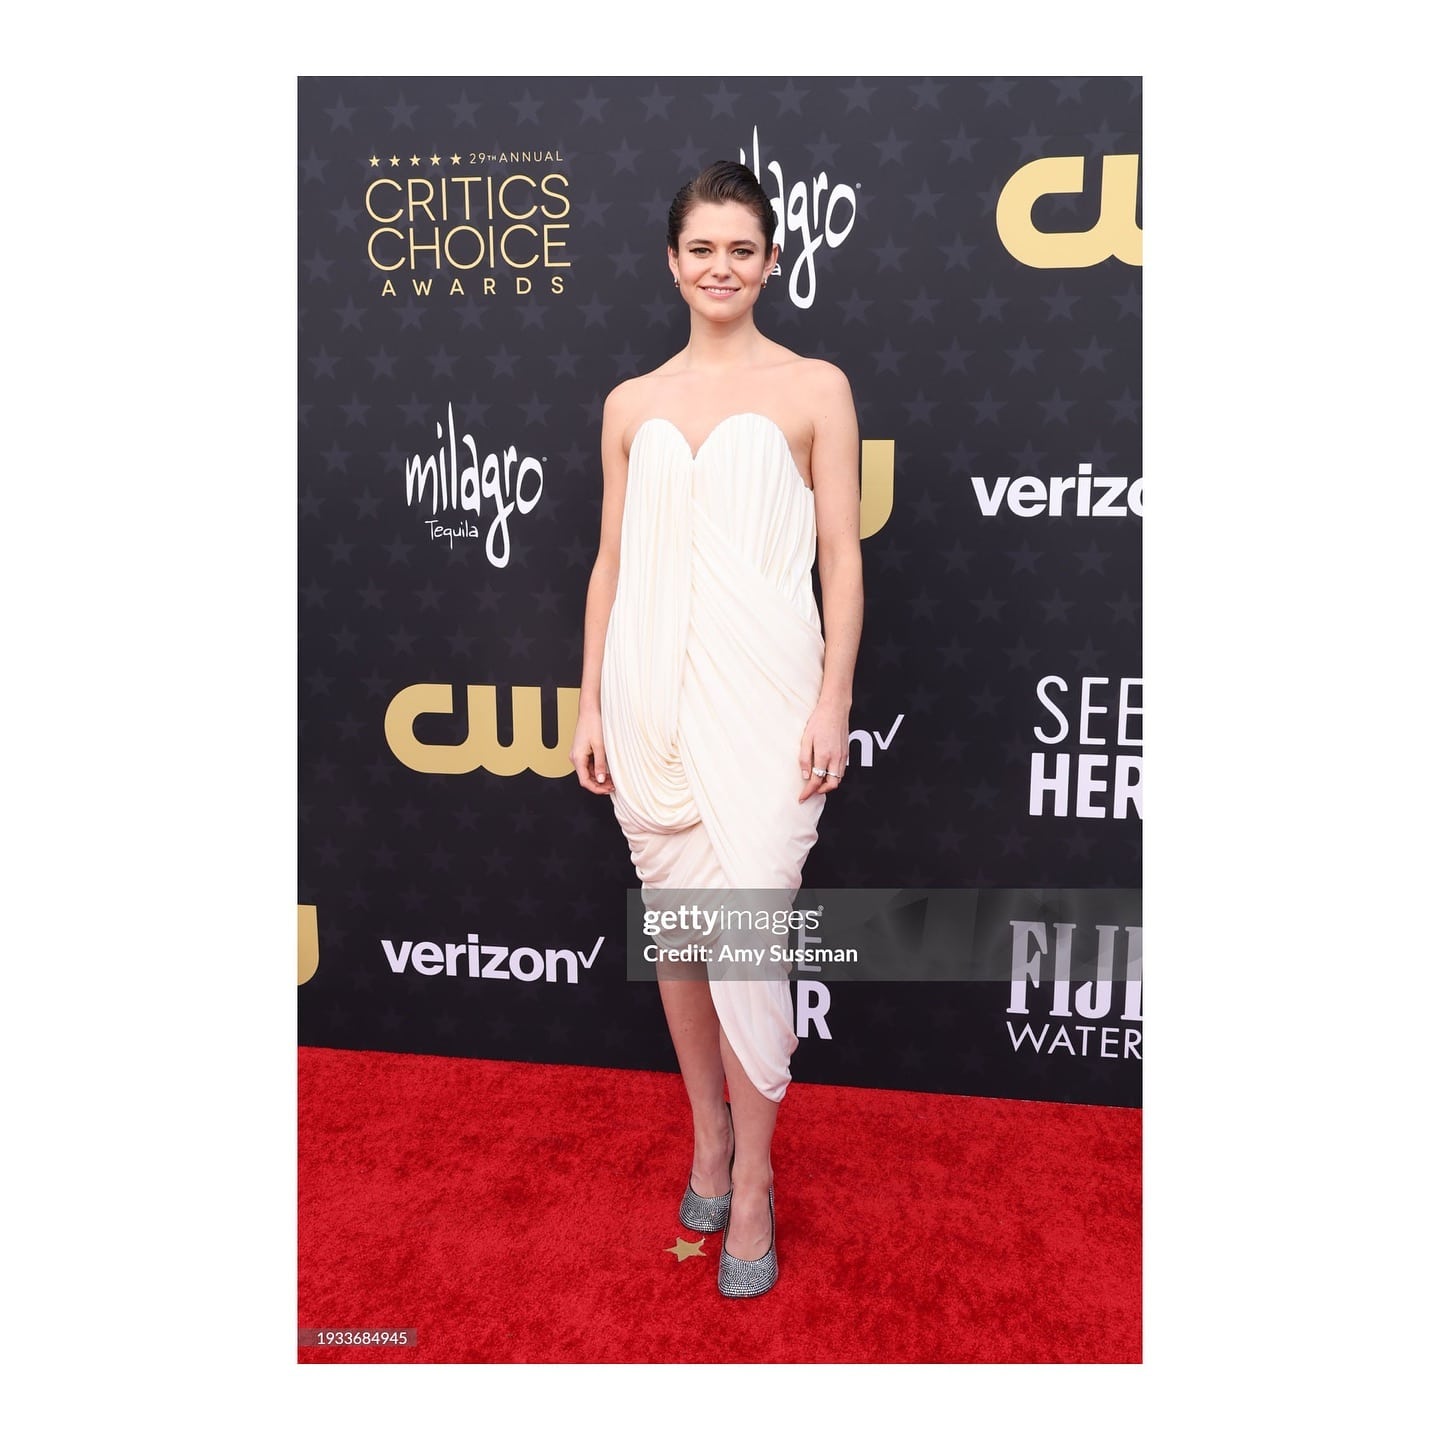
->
[
  {"left": 717, "top": 1022, "right": 777, "bottom": 1261},
  {"left": 657, "top": 976, "right": 733, "bottom": 1199}
]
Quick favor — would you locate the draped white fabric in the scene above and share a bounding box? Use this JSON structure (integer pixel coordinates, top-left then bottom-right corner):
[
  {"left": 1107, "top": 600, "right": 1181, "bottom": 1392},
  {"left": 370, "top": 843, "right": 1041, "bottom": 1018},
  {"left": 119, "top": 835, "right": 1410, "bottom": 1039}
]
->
[{"left": 601, "top": 412, "right": 828, "bottom": 1101}]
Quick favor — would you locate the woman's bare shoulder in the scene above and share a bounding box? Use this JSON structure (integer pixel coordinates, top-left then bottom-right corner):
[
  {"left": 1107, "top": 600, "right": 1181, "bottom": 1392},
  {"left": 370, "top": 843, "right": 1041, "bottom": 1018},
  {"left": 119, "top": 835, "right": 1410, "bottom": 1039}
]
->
[
  {"left": 765, "top": 354, "right": 854, "bottom": 424},
  {"left": 800, "top": 355, "right": 854, "bottom": 398},
  {"left": 603, "top": 373, "right": 660, "bottom": 430}
]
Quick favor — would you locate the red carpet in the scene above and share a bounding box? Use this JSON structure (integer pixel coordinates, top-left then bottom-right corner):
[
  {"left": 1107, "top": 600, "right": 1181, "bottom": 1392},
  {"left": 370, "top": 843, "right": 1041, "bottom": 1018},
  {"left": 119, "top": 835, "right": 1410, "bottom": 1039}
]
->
[{"left": 298, "top": 1046, "right": 1140, "bottom": 1363}]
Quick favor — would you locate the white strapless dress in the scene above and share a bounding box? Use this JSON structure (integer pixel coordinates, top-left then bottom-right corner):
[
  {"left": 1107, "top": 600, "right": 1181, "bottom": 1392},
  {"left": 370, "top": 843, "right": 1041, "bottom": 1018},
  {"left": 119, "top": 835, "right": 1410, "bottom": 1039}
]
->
[{"left": 600, "top": 411, "right": 828, "bottom": 1102}]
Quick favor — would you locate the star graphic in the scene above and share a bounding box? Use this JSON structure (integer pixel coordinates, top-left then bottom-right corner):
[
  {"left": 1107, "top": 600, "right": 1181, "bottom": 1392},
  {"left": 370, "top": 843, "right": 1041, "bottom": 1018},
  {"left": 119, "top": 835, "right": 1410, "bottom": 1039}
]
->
[
  {"left": 974, "top": 286, "right": 1007, "bottom": 321},
  {"left": 969, "top": 390, "right": 1004, "bottom": 424},
  {"left": 512, "top": 90, "right": 542, "bottom": 124},
  {"left": 671, "top": 136, "right": 706, "bottom": 172},
  {"left": 703, "top": 80, "right": 739, "bottom": 117},
  {"left": 1087, "top": 120, "right": 1125, "bottom": 152},
  {"left": 1107, "top": 592, "right": 1140, "bottom": 624},
  {"left": 938, "top": 340, "right": 973, "bottom": 374},
  {"left": 1014, "top": 123, "right": 1052, "bottom": 162},
  {"left": 1039, "top": 589, "right": 1076, "bottom": 624},
  {"left": 638, "top": 83, "right": 673, "bottom": 122},
  {"left": 324, "top": 96, "right": 355, "bottom": 131},
  {"left": 944, "top": 128, "right": 978, "bottom": 164},
  {"left": 906, "top": 179, "right": 943, "bottom": 219},
  {"left": 1075, "top": 337, "right": 1112, "bottom": 372},
  {"left": 874, "top": 129, "right": 910, "bottom": 164},
  {"left": 904, "top": 288, "right": 941, "bottom": 324},
  {"left": 909, "top": 77, "right": 944, "bottom": 109},
  {"left": 1044, "top": 284, "right": 1079, "bottom": 321},
  {"left": 1004, "top": 636, "right": 1039, "bottom": 669},
  {"left": 1114, "top": 282, "right": 1142, "bottom": 319},
  {"left": 979, "top": 77, "right": 1017, "bottom": 107},
  {"left": 972, "top": 590, "right": 1005, "bottom": 621},
  {"left": 1006, "top": 542, "right": 1042, "bottom": 575},
  {"left": 1007, "top": 337, "right": 1042, "bottom": 374},
  {"left": 1039, "top": 389, "right": 1076, "bottom": 424},
  {"left": 1110, "top": 390, "right": 1141, "bottom": 423},
  {"left": 838, "top": 290, "right": 873, "bottom": 325},
  {"left": 449, "top": 92, "right": 479, "bottom": 126},
  {"left": 940, "top": 236, "right": 975, "bottom": 270},
  {"left": 608, "top": 138, "right": 640, "bottom": 174},
  {"left": 839, "top": 78, "right": 876, "bottom": 111},
  {"left": 806, "top": 134, "right": 840, "bottom": 168},
  {"left": 773, "top": 79, "right": 807, "bottom": 115},
  {"left": 872, "top": 236, "right": 907, "bottom": 271}
]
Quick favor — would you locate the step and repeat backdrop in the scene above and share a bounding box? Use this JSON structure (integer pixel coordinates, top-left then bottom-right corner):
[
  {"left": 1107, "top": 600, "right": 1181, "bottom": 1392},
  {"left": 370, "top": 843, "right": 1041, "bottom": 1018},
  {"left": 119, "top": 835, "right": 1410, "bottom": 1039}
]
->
[{"left": 297, "top": 75, "right": 1142, "bottom": 1107}]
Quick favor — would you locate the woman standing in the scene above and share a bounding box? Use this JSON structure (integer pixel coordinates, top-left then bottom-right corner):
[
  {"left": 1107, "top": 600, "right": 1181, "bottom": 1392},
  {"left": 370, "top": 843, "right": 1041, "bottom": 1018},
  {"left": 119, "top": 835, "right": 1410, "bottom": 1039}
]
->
[{"left": 571, "top": 160, "right": 863, "bottom": 1297}]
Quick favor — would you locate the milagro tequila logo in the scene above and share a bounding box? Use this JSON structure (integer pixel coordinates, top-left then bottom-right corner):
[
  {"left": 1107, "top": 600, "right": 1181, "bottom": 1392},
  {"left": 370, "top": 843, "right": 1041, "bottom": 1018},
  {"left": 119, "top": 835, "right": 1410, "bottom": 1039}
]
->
[
  {"left": 404, "top": 402, "right": 544, "bottom": 566},
  {"left": 739, "top": 126, "right": 858, "bottom": 310}
]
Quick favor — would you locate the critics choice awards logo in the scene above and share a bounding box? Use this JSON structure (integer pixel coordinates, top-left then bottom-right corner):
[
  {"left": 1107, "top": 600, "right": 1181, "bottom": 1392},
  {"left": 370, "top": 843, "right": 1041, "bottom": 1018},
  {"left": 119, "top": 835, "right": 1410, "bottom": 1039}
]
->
[{"left": 362, "top": 146, "right": 570, "bottom": 298}]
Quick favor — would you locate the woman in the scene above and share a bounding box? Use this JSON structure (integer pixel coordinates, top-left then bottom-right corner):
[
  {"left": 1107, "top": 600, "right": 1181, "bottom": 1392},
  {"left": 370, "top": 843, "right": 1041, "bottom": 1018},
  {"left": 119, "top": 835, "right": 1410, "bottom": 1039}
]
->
[{"left": 570, "top": 160, "right": 863, "bottom": 1298}]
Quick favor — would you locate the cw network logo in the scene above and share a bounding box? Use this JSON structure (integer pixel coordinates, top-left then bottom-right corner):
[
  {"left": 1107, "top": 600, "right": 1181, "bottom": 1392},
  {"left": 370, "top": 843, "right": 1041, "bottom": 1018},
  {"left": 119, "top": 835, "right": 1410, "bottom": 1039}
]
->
[
  {"left": 383, "top": 933, "right": 605, "bottom": 983},
  {"left": 386, "top": 684, "right": 577, "bottom": 776},
  {"left": 996, "top": 155, "right": 1142, "bottom": 269}
]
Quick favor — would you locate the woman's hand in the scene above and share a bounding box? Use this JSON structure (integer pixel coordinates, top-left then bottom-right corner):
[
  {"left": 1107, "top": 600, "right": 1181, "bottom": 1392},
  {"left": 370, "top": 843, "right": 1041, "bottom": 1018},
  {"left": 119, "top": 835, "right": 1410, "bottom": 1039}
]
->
[
  {"left": 798, "top": 698, "right": 851, "bottom": 800},
  {"left": 570, "top": 705, "right": 615, "bottom": 795}
]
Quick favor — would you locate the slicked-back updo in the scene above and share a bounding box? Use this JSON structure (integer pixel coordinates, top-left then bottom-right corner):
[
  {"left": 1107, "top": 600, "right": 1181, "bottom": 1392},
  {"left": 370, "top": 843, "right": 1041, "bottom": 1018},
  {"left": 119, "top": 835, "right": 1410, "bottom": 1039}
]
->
[{"left": 666, "top": 160, "right": 777, "bottom": 254}]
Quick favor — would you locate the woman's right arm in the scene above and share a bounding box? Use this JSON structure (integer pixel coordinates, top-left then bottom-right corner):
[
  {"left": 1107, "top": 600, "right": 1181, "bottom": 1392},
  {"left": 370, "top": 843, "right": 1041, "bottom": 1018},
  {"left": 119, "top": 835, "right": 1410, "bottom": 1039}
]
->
[{"left": 570, "top": 384, "right": 632, "bottom": 794}]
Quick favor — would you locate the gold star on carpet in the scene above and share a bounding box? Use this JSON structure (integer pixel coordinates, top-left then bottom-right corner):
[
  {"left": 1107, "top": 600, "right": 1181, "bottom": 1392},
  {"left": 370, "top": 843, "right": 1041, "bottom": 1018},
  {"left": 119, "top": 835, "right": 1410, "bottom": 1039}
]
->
[{"left": 665, "top": 1236, "right": 707, "bottom": 1261}]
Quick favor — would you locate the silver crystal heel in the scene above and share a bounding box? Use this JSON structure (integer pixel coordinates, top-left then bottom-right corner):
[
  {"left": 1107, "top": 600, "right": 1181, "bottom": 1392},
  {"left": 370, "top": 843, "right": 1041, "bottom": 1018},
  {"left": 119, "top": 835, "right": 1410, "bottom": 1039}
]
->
[
  {"left": 678, "top": 1100, "right": 733, "bottom": 1233},
  {"left": 717, "top": 1184, "right": 776, "bottom": 1298}
]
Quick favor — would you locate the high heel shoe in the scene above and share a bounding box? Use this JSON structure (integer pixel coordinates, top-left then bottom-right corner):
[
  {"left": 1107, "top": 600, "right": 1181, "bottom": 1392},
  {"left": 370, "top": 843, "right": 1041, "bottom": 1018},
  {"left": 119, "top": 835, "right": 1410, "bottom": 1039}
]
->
[
  {"left": 678, "top": 1100, "right": 733, "bottom": 1233},
  {"left": 717, "top": 1184, "right": 776, "bottom": 1298}
]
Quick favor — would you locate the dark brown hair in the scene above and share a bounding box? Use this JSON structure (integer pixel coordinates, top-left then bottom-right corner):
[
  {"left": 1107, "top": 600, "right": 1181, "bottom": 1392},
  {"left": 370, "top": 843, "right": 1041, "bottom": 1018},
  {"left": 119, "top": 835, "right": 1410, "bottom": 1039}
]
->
[{"left": 666, "top": 160, "right": 777, "bottom": 254}]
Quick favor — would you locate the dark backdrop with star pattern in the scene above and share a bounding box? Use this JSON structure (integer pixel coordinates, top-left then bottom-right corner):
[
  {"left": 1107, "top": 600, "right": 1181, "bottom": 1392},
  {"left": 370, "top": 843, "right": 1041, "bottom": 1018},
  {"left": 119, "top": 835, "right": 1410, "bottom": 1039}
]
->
[{"left": 298, "top": 76, "right": 1142, "bottom": 1107}]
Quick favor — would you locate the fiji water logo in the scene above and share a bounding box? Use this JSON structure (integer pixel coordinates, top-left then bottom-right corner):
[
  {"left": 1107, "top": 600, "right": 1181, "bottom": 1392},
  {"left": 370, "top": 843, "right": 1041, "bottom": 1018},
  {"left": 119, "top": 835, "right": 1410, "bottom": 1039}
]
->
[{"left": 739, "top": 125, "right": 858, "bottom": 310}]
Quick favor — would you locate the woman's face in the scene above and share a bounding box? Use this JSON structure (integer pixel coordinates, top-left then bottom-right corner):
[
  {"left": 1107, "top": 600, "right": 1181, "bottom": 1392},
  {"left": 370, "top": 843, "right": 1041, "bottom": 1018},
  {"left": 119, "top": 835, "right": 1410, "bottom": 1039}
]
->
[{"left": 668, "top": 200, "right": 777, "bottom": 315}]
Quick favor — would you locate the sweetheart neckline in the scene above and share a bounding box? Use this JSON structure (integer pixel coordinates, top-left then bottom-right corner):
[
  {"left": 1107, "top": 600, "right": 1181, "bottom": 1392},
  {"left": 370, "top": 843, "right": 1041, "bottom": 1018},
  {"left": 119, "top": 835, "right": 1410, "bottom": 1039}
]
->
[{"left": 631, "top": 413, "right": 814, "bottom": 496}]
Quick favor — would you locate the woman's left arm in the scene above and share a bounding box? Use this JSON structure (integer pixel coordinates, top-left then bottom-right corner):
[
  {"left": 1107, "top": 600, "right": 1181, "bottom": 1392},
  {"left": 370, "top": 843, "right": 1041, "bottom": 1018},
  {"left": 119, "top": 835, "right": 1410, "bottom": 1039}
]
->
[{"left": 799, "top": 361, "right": 864, "bottom": 800}]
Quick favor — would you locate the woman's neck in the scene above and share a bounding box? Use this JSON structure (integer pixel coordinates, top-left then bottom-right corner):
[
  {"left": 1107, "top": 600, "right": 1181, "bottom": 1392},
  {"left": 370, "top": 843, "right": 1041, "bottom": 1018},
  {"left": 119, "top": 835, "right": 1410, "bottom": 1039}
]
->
[{"left": 678, "top": 316, "right": 769, "bottom": 372}]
